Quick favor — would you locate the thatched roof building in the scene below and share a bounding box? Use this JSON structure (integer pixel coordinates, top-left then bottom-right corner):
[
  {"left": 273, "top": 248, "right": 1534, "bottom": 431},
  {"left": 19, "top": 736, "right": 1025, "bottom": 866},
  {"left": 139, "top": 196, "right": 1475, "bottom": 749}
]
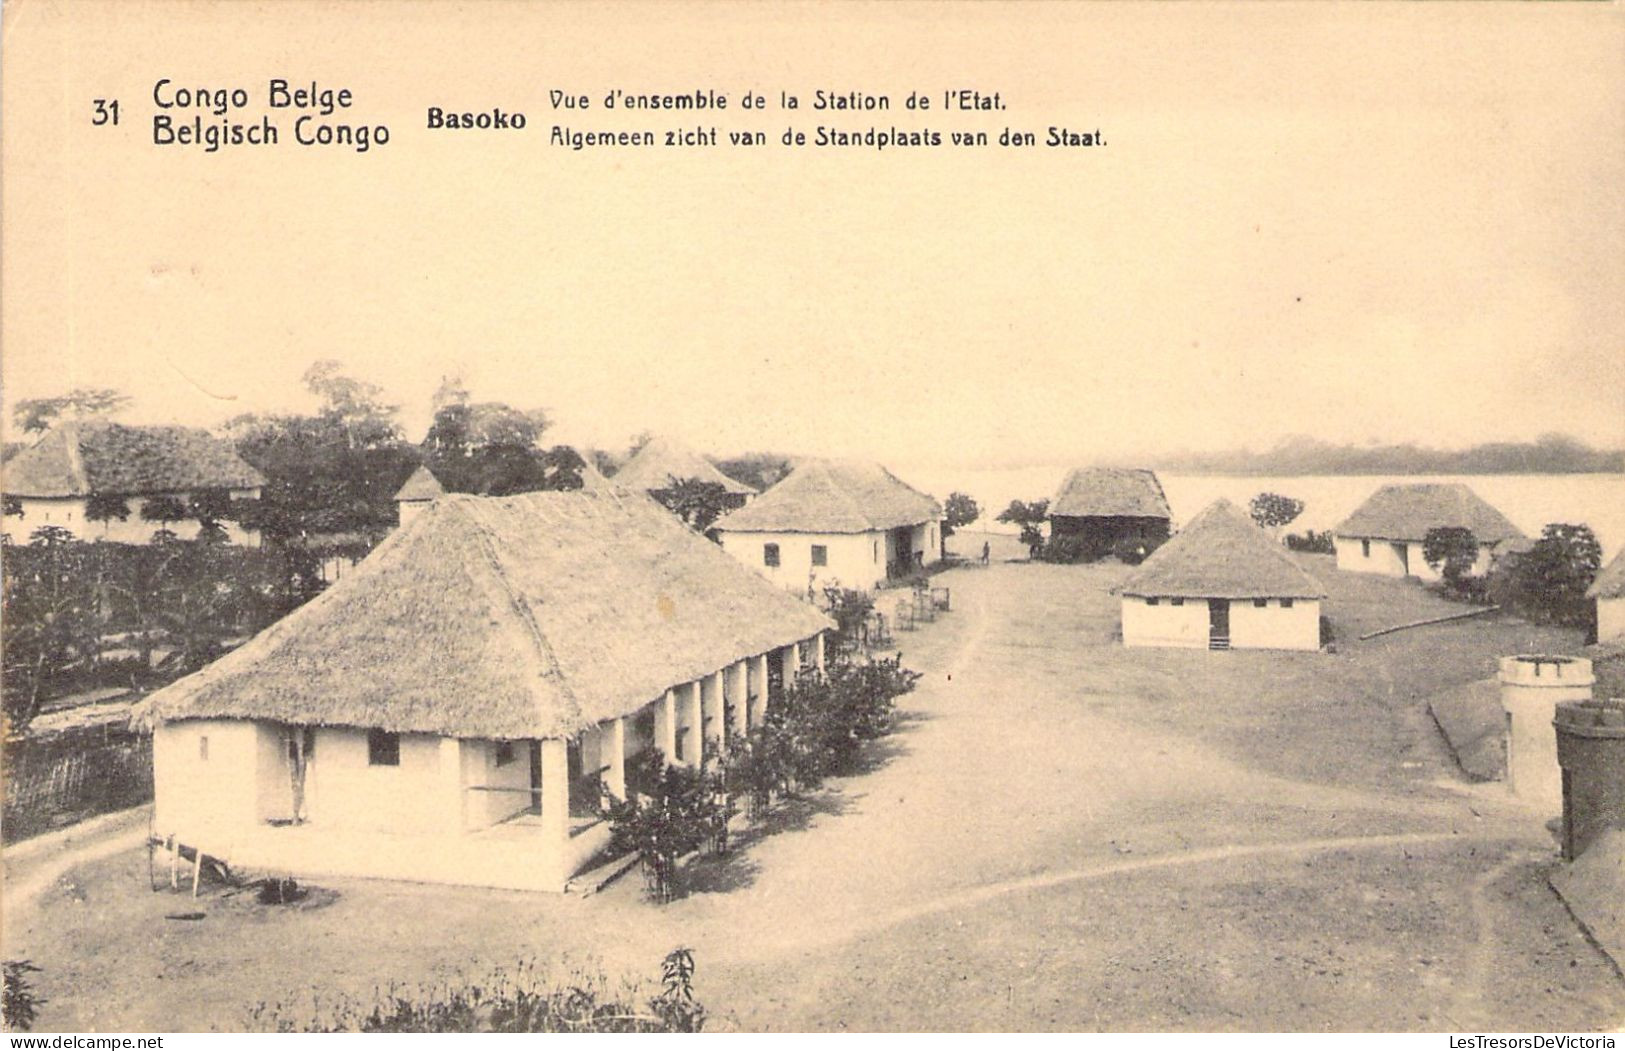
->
[
  {"left": 1119, "top": 498, "right": 1325, "bottom": 600},
  {"left": 135, "top": 490, "right": 832, "bottom": 740},
  {"left": 613, "top": 435, "right": 754, "bottom": 496},
  {"left": 3, "top": 421, "right": 263, "bottom": 498},
  {"left": 392, "top": 464, "right": 444, "bottom": 502},
  {"left": 1589, "top": 549, "right": 1625, "bottom": 601},
  {"left": 1335, "top": 483, "right": 1524, "bottom": 544},
  {"left": 1051, "top": 468, "right": 1171, "bottom": 521},
  {"left": 715, "top": 459, "right": 940, "bottom": 534}
]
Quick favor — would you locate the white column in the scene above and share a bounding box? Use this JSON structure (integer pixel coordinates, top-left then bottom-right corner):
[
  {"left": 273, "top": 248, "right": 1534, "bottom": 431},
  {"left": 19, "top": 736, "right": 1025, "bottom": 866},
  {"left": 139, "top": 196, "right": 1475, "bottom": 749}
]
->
[
  {"left": 603, "top": 717, "right": 627, "bottom": 801},
  {"left": 750, "top": 653, "right": 769, "bottom": 726},
  {"left": 680, "top": 682, "right": 703, "bottom": 768},
  {"left": 814, "top": 632, "right": 827, "bottom": 673},
  {"left": 655, "top": 690, "right": 677, "bottom": 766},
  {"left": 701, "top": 671, "right": 725, "bottom": 757},
  {"left": 540, "top": 737, "right": 570, "bottom": 890},
  {"left": 790, "top": 641, "right": 803, "bottom": 682},
  {"left": 728, "top": 660, "right": 749, "bottom": 740}
]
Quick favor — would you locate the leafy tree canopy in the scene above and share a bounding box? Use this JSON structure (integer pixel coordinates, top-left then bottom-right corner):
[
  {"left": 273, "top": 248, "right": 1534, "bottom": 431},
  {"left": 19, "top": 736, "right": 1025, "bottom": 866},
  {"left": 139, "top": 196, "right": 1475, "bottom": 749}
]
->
[
  {"left": 12, "top": 388, "right": 131, "bottom": 433},
  {"left": 1249, "top": 492, "right": 1305, "bottom": 531}
]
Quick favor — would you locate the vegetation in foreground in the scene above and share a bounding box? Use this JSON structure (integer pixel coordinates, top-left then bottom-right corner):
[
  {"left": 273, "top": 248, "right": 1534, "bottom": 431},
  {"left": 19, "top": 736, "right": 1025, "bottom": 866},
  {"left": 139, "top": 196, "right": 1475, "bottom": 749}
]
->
[{"left": 247, "top": 948, "right": 705, "bottom": 1032}]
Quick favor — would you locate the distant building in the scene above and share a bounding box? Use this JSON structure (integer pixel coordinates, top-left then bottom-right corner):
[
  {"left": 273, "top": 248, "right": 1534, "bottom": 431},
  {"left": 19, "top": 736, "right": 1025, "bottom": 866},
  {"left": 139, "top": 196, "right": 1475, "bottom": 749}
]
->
[
  {"left": 392, "top": 464, "right": 445, "bottom": 528},
  {"left": 1333, "top": 483, "right": 1524, "bottom": 580},
  {"left": 1049, "top": 468, "right": 1171, "bottom": 553},
  {"left": 2, "top": 421, "right": 263, "bottom": 544},
  {"left": 612, "top": 435, "right": 755, "bottom": 504},
  {"left": 133, "top": 491, "right": 832, "bottom": 893},
  {"left": 1117, "top": 498, "right": 1325, "bottom": 651},
  {"left": 1588, "top": 549, "right": 1625, "bottom": 644},
  {"left": 714, "top": 459, "right": 942, "bottom": 594}
]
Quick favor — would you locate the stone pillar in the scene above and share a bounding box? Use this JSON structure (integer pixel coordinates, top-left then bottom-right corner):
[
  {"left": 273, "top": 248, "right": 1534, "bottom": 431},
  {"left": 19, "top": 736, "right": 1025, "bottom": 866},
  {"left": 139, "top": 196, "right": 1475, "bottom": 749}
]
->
[
  {"left": 701, "top": 671, "right": 725, "bottom": 757},
  {"left": 1499, "top": 654, "right": 1593, "bottom": 816},
  {"left": 655, "top": 690, "right": 678, "bottom": 766},
  {"left": 751, "top": 653, "right": 770, "bottom": 726},
  {"left": 728, "top": 660, "right": 749, "bottom": 740},
  {"left": 681, "top": 682, "right": 703, "bottom": 768},
  {"left": 603, "top": 717, "right": 627, "bottom": 801},
  {"left": 540, "top": 737, "right": 570, "bottom": 890}
]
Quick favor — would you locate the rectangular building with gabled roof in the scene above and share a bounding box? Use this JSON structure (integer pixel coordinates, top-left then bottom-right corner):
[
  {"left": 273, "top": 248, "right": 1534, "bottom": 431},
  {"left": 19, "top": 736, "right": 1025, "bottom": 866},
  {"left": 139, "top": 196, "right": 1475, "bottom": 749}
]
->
[{"left": 133, "top": 489, "right": 832, "bottom": 892}]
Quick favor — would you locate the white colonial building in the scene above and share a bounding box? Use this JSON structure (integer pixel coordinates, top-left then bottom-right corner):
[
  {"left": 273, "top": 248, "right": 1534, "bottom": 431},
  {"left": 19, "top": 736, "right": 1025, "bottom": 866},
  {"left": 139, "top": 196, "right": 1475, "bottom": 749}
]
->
[
  {"left": 1117, "top": 498, "right": 1325, "bottom": 652},
  {"left": 134, "top": 490, "right": 832, "bottom": 893},
  {"left": 1333, "top": 482, "right": 1524, "bottom": 581},
  {"left": 714, "top": 458, "right": 942, "bottom": 595},
  {"left": 2, "top": 421, "right": 264, "bottom": 544}
]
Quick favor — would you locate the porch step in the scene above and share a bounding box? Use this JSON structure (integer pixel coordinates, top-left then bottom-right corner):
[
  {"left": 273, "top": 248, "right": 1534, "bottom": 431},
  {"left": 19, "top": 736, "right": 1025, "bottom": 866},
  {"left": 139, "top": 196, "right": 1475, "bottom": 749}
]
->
[
  {"left": 564, "top": 850, "right": 640, "bottom": 896},
  {"left": 1209, "top": 637, "right": 1230, "bottom": 651}
]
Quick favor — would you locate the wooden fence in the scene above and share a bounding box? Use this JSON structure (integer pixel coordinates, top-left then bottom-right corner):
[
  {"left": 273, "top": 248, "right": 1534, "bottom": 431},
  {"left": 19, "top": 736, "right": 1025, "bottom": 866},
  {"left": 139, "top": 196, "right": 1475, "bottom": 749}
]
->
[{"left": 3, "top": 721, "right": 152, "bottom": 843}]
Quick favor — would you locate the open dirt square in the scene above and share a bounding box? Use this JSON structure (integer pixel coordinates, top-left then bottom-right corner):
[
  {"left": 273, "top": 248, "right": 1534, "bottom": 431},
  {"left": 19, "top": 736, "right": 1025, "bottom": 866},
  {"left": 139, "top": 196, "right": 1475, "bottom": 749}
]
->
[{"left": 4, "top": 547, "right": 1621, "bottom": 1031}]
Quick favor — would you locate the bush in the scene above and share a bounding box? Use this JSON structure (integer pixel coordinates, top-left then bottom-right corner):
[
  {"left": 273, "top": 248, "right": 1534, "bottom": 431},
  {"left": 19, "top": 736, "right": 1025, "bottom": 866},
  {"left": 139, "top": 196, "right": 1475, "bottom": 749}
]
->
[
  {"left": 1285, "top": 530, "right": 1336, "bottom": 554},
  {"left": 819, "top": 586, "right": 875, "bottom": 654},
  {"left": 602, "top": 753, "right": 728, "bottom": 903},
  {"left": 2, "top": 961, "right": 44, "bottom": 1031},
  {"left": 1037, "top": 533, "right": 1106, "bottom": 564},
  {"left": 248, "top": 949, "right": 705, "bottom": 1032},
  {"left": 1490, "top": 522, "right": 1602, "bottom": 626}
]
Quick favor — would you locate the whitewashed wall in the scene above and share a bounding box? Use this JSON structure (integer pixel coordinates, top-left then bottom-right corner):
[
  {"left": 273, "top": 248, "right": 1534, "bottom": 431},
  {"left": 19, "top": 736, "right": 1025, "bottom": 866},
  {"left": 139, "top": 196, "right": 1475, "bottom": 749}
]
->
[
  {"left": 720, "top": 529, "right": 886, "bottom": 593},
  {"left": 153, "top": 720, "right": 265, "bottom": 843},
  {"left": 459, "top": 738, "right": 530, "bottom": 830},
  {"left": 7, "top": 490, "right": 260, "bottom": 545},
  {"left": 1229, "top": 598, "right": 1321, "bottom": 651},
  {"left": 1335, "top": 535, "right": 1494, "bottom": 580},
  {"left": 1121, "top": 597, "right": 1210, "bottom": 649},
  {"left": 1598, "top": 597, "right": 1625, "bottom": 644}
]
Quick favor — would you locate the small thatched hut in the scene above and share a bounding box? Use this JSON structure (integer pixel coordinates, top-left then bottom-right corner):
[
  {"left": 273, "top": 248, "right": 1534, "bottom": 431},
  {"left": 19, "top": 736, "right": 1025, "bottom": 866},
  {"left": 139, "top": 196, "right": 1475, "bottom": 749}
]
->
[
  {"left": 133, "top": 490, "right": 832, "bottom": 892},
  {"left": 392, "top": 464, "right": 444, "bottom": 527},
  {"left": 1117, "top": 498, "right": 1325, "bottom": 651},
  {"left": 1588, "top": 548, "right": 1625, "bottom": 644},
  {"left": 613, "top": 435, "right": 755, "bottom": 500},
  {"left": 1334, "top": 483, "right": 1524, "bottom": 580},
  {"left": 713, "top": 458, "right": 942, "bottom": 593},
  {"left": 1048, "top": 468, "right": 1171, "bottom": 555}
]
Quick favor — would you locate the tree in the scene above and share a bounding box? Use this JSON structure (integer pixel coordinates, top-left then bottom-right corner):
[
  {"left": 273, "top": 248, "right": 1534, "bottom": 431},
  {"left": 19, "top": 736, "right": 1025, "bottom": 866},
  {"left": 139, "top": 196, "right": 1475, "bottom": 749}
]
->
[
  {"left": 140, "top": 495, "right": 188, "bottom": 526},
  {"left": 1423, "top": 526, "right": 1481, "bottom": 591},
  {"left": 651, "top": 477, "right": 735, "bottom": 538},
  {"left": 2, "top": 528, "right": 96, "bottom": 731},
  {"left": 12, "top": 388, "right": 131, "bottom": 433},
  {"left": 84, "top": 493, "right": 132, "bottom": 527},
  {"left": 1249, "top": 492, "right": 1304, "bottom": 537},
  {"left": 995, "top": 499, "right": 1049, "bottom": 558},
  {"left": 421, "top": 397, "right": 556, "bottom": 496},
  {"left": 602, "top": 751, "right": 728, "bottom": 902},
  {"left": 1494, "top": 523, "right": 1602, "bottom": 627},
  {"left": 301, "top": 360, "right": 402, "bottom": 450},
  {"left": 940, "top": 492, "right": 980, "bottom": 557}
]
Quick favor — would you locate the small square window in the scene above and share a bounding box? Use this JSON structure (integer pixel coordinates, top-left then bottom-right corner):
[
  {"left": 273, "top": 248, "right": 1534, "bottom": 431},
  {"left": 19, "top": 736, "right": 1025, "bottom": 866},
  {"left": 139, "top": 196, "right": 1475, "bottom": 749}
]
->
[
  {"left": 367, "top": 729, "right": 401, "bottom": 766},
  {"left": 1254, "top": 599, "right": 1268, "bottom": 608},
  {"left": 763, "top": 543, "right": 780, "bottom": 567},
  {"left": 198, "top": 736, "right": 209, "bottom": 761},
  {"left": 811, "top": 544, "right": 828, "bottom": 567},
  {"left": 1146, "top": 597, "right": 1159, "bottom": 606},
  {"left": 1281, "top": 598, "right": 1295, "bottom": 609},
  {"left": 1361, "top": 539, "right": 1371, "bottom": 558},
  {"left": 1170, "top": 598, "right": 1184, "bottom": 607},
  {"left": 494, "top": 741, "right": 517, "bottom": 766}
]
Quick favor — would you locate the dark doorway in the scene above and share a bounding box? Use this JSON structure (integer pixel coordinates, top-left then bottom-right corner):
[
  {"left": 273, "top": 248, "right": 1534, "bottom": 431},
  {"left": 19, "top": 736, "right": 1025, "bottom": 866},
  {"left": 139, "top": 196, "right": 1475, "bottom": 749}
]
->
[
  {"left": 890, "top": 526, "right": 913, "bottom": 578},
  {"left": 1393, "top": 542, "right": 1410, "bottom": 575},
  {"left": 1208, "top": 599, "right": 1230, "bottom": 650},
  {"left": 767, "top": 648, "right": 785, "bottom": 704}
]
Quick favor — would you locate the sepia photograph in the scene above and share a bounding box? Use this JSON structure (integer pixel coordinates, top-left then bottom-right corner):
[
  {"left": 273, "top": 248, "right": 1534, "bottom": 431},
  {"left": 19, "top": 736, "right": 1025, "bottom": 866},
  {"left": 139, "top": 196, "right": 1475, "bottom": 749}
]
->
[{"left": 1, "top": 0, "right": 1622, "bottom": 1037}]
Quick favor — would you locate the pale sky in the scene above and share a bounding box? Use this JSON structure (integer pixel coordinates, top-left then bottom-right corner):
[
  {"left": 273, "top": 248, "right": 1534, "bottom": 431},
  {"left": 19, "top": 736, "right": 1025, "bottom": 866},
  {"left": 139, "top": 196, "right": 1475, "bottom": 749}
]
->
[{"left": 3, "top": 2, "right": 1621, "bottom": 469}]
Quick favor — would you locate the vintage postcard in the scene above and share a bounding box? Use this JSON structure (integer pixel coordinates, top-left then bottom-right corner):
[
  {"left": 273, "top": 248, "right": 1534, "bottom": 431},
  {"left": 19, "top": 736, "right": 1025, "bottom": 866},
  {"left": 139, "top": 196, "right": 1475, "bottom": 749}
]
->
[{"left": 1, "top": 0, "right": 1622, "bottom": 1037}]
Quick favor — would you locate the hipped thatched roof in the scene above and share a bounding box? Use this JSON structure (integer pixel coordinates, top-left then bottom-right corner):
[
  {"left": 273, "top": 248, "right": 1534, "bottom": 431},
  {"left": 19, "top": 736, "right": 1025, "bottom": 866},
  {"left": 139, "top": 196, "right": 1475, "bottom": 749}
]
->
[
  {"left": 1588, "top": 548, "right": 1625, "bottom": 600},
  {"left": 1050, "top": 468, "right": 1171, "bottom": 520},
  {"left": 3, "top": 422, "right": 264, "bottom": 498},
  {"left": 1118, "top": 498, "right": 1326, "bottom": 599},
  {"left": 393, "top": 464, "right": 445, "bottom": 502},
  {"left": 714, "top": 459, "right": 941, "bottom": 534},
  {"left": 133, "top": 491, "right": 832, "bottom": 739},
  {"left": 614, "top": 436, "right": 755, "bottom": 495},
  {"left": 1334, "top": 483, "right": 1524, "bottom": 544}
]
